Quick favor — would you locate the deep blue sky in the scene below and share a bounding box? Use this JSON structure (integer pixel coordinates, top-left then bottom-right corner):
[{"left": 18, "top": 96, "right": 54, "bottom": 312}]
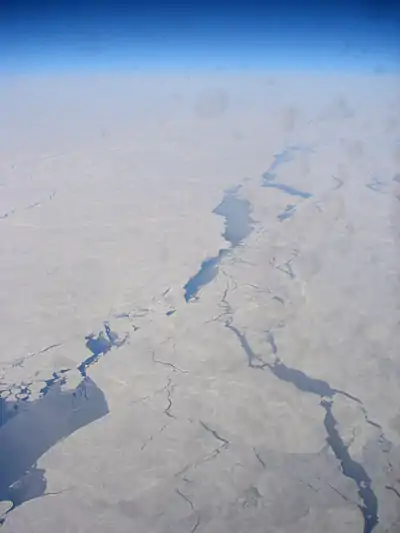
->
[{"left": 1, "top": 0, "right": 399, "bottom": 73}]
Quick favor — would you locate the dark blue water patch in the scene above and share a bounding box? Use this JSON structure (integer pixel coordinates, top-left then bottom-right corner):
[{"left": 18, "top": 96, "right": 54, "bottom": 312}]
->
[
  {"left": 78, "top": 323, "right": 128, "bottom": 377},
  {"left": 263, "top": 180, "right": 312, "bottom": 199},
  {"left": 261, "top": 146, "right": 312, "bottom": 199},
  {"left": 225, "top": 321, "right": 377, "bottom": 532},
  {"left": 78, "top": 332, "right": 112, "bottom": 377},
  {"left": 1, "top": 369, "right": 71, "bottom": 429},
  {"left": 277, "top": 204, "right": 296, "bottom": 221},
  {"left": 321, "top": 400, "right": 379, "bottom": 533},
  {"left": 87, "top": 330, "right": 113, "bottom": 356},
  {"left": 0, "top": 381, "right": 36, "bottom": 429},
  {"left": 183, "top": 185, "right": 254, "bottom": 302},
  {"left": 14, "top": 383, "right": 32, "bottom": 402},
  {"left": 226, "top": 323, "right": 361, "bottom": 402},
  {"left": 39, "top": 369, "right": 69, "bottom": 397},
  {"left": 268, "top": 148, "right": 296, "bottom": 172},
  {"left": 225, "top": 322, "right": 266, "bottom": 368},
  {"left": 184, "top": 250, "right": 228, "bottom": 302},
  {"left": 264, "top": 358, "right": 361, "bottom": 403},
  {"left": 0, "top": 377, "right": 109, "bottom": 523},
  {"left": 212, "top": 187, "right": 254, "bottom": 247},
  {"left": 166, "top": 310, "right": 176, "bottom": 316},
  {"left": 265, "top": 359, "right": 337, "bottom": 397},
  {"left": 105, "top": 322, "right": 122, "bottom": 345},
  {"left": 262, "top": 146, "right": 303, "bottom": 180},
  {"left": 0, "top": 397, "right": 19, "bottom": 429}
]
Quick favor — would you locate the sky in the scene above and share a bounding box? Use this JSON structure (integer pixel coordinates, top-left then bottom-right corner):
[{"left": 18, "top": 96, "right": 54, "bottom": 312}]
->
[{"left": 0, "top": 0, "right": 399, "bottom": 74}]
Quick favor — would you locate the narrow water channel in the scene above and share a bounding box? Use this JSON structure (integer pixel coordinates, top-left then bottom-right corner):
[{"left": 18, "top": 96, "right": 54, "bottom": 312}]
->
[{"left": 183, "top": 186, "right": 253, "bottom": 302}]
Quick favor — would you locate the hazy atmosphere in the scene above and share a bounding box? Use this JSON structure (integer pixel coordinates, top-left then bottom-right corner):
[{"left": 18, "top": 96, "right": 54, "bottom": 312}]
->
[{"left": 1, "top": 2, "right": 400, "bottom": 533}]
